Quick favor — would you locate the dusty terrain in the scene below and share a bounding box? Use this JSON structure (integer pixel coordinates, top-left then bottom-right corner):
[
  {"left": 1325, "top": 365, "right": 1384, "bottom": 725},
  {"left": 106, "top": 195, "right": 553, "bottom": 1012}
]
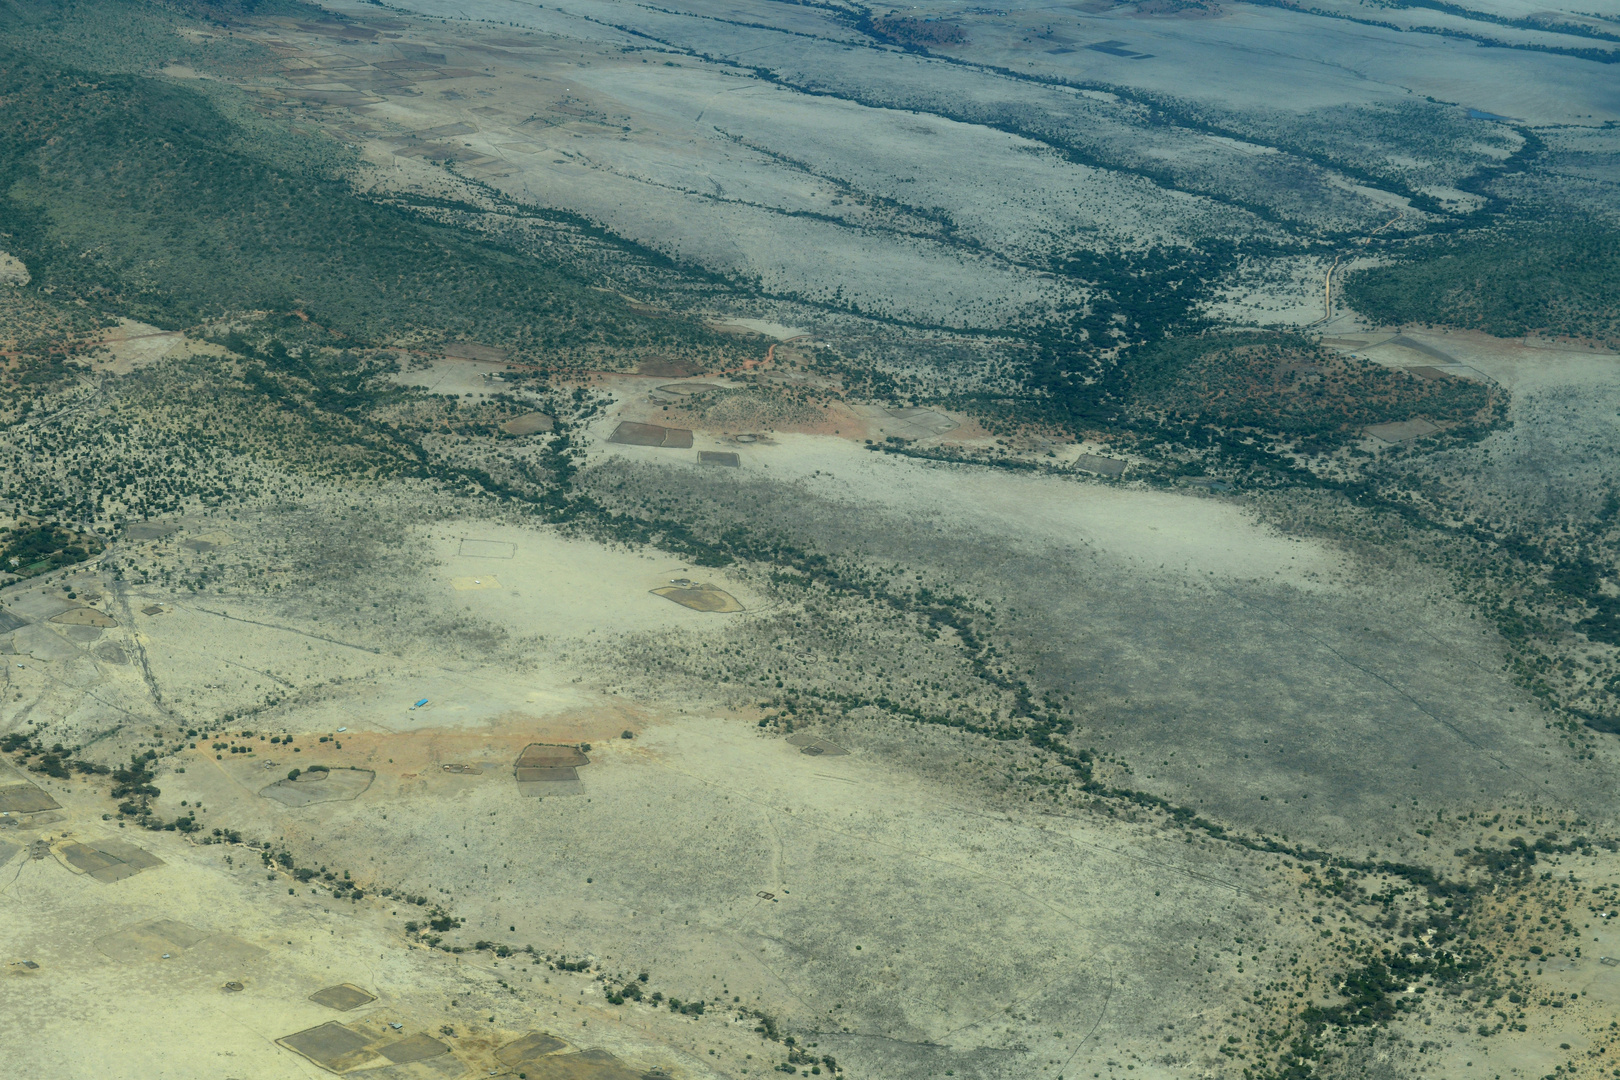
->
[
  {"left": 2, "top": 0, "right": 1619, "bottom": 1077},
  {"left": 7, "top": 324, "right": 1620, "bottom": 1079}
]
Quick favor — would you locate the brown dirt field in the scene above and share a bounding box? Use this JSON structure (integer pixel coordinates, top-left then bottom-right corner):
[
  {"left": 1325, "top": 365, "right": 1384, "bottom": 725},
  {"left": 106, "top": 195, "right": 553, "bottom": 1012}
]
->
[
  {"left": 503, "top": 412, "right": 555, "bottom": 436},
  {"left": 521, "top": 1048, "right": 646, "bottom": 1080},
  {"left": 0, "top": 782, "right": 61, "bottom": 813},
  {"left": 515, "top": 744, "right": 591, "bottom": 768},
  {"left": 249, "top": 713, "right": 645, "bottom": 788},
  {"left": 496, "top": 1032, "right": 568, "bottom": 1067},
  {"left": 50, "top": 607, "right": 118, "bottom": 627},
  {"left": 651, "top": 585, "right": 743, "bottom": 613},
  {"left": 515, "top": 766, "right": 580, "bottom": 782},
  {"left": 636, "top": 357, "right": 705, "bottom": 377}
]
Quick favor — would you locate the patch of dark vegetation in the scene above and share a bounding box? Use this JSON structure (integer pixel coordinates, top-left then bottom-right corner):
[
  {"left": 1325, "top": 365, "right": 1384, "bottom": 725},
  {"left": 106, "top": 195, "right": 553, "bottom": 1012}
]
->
[
  {"left": 1125, "top": 332, "right": 1498, "bottom": 449},
  {"left": 950, "top": 242, "right": 1250, "bottom": 434},
  {"left": 3, "top": 732, "right": 113, "bottom": 778},
  {"left": 864, "top": 13, "right": 967, "bottom": 47},
  {"left": 1344, "top": 221, "right": 1620, "bottom": 347},
  {"left": 0, "top": 520, "right": 104, "bottom": 577},
  {"left": 0, "top": 43, "right": 749, "bottom": 367}
]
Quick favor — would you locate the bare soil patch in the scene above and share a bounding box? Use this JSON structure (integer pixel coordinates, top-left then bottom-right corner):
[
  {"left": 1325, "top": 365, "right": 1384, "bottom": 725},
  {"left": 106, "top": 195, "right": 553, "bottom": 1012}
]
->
[
  {"left": 49, "top": 607, "right": 117, "bottom": 627},
  {"left": 451, "top": 575, "right": 503, "bottom": 590},
  {"left": 656, "top": 382, "right": 722, "bottom": 396},
  {"left": 502, "top": 411, "right": 555, "bottom": 435},
  {"left": 651, "top": 584, "right": 742, "bottom": 612},
  {"left": 1365, "top": 418, "right": 1441, "bottom": 442},
  {"left": 260, "top": 767, "right": 374, "bottom": 806},
  {"left": 786, "top": 733, "right": 849, "bottom": 756}
]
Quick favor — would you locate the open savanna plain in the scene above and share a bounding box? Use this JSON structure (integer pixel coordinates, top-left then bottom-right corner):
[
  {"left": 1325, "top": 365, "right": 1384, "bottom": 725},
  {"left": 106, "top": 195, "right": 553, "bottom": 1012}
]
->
[{"left": 3, "top": 0, "right": 1620, "bottom": 1078}]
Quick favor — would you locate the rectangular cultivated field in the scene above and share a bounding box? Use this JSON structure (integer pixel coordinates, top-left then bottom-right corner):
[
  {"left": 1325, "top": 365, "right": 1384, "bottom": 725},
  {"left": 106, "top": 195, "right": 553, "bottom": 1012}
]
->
[
  {"left": 520, "top": 1048, "right": 646, "bottom": 1079},
  {"left": 59, "top": 839, "right": 163, "bottom": 883},
  {"left": 698, "top": 451, "right": 741, "bottom": 467},
  {"left": 458, "top": 539, "right": 516, "bottom": 559},
  {"left": 515, "top": 766, "right": 580, "bottom": 782},
  {"left": 607, "top": 422, "right": 694, "bottom": 448},
  {"left": 309, "top": 983, "right": 377, "bottom": 1011},
  {"left": 1074, "top": 454, "right": 1126, "bottom": 477},
  {"left": 496, "top": 1032, "right": 567, "bottom": 1067},
  {"left": 379, "top": 1033, "right": 450, "bottom": 1063},
  {"left": 786, "top": 733, "right": 850, "bottom": 756},
  {"left": 0, "top": 783, "right": 60, "bottom": 813},
  {"left": 515, "top": 745, "right": 590, "bottom": 768},
  {"left": 636, "top": 357, "right": 705, "bottom": 377},
  {"left": 278, "top": 1022, "right": 376, "bottom": 1072}
]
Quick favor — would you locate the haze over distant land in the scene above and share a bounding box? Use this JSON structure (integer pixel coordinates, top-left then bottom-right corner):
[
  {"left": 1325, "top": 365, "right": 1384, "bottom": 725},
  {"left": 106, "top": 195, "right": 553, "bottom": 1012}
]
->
[{"left": 1, "top": 0, "right": 1618, "bottom": 1077}]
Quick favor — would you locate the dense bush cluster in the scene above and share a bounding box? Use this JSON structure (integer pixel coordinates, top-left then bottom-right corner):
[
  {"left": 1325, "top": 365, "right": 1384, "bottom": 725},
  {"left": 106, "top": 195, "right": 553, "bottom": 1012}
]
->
[
  {"left": 1344, "top": 222, "right": 1620, "bottom": 346},
  {"left": 1125, "top": 332, "right": 1497, "bottom": 446}
]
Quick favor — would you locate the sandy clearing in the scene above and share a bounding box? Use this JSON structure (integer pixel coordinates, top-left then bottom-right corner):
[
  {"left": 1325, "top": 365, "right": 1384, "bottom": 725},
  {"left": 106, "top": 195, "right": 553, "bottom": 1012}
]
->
[
  {"left": 424, "top": 521, "right": 762, "bottom": 637},
  {"left": 83, "top": 318, "right": 224, "bottom": 374},
  {"left": 590, "top": 428, "right": 1345, "bottom": 591}
]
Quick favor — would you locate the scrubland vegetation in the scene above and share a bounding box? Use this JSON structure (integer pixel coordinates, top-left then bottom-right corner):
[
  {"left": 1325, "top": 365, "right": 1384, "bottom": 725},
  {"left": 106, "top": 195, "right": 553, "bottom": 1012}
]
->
[
  {"left": 1345, "top": 222, "right": 1620, "bottom": 347},
  {"left": 2, "top": 3, "right": 1620, "bottom": 1078}
]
